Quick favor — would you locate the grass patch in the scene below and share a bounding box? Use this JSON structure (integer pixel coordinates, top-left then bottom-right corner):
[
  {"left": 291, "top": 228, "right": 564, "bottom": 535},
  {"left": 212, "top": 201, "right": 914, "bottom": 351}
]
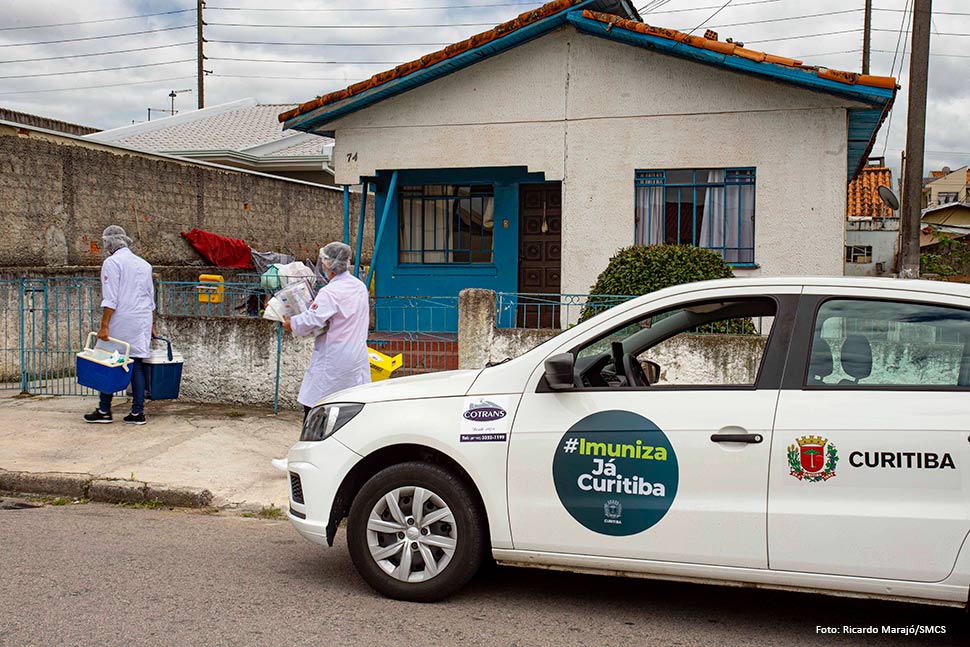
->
[
  {"left": 24, "top": 494, "right": 89, "bottom": 506},
  {"left": 119, "top": 498, "right": 168, "bottom": 510},
  {"left": 242, "top": 504, "right": 285, "bottom": 520},
  {"left": 226, "top": 411, "right": 246, "bottom": 418}
]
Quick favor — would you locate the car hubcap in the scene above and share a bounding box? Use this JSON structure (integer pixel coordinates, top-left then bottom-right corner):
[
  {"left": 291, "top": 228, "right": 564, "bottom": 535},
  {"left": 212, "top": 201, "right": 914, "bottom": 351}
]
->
[{"left": 366, "top": 486, "right": 457, "bottom": 583}]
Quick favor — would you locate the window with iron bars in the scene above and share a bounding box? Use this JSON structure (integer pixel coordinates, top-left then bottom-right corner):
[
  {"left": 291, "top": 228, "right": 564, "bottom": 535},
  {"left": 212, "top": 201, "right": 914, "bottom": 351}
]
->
[
  {"left": 399, "top": 185, "right": 494, "bottom": 264},
  {"left": 845, "top": 245, "right": 873, "bottom": 264},
  {"left": 635, "top": 168, "right": 756, "bottom": 265}
]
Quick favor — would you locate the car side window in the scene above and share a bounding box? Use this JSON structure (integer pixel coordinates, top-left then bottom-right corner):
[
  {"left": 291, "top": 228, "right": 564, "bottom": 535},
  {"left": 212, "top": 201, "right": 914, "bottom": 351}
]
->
[
  {"left": 574, "top": 298, "right": 776, "bottom": 388},
  {"left": 805, "top": 299, "right": 970, "bottom": 388}
]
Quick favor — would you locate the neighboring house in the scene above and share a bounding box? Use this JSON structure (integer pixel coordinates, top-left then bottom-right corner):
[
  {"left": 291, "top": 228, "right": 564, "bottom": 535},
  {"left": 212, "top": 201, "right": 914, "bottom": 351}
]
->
[
  {"left": 844, "top": 157, "right": 898, "bottom": 276},
  {"left": 922, "top": 166, "right": 969, "bottom": 208},
  {"left": 280, "top": 0, "right": 896, "bottom": 331},
  {"left": 87, "top": 98, "right": 335, "bottom": 185},
  {"left": 0, "top": 107, "right": 99, "bottom": 136},
  {"left": 920, "top": 203, "right": 970, "bottom": 272}
]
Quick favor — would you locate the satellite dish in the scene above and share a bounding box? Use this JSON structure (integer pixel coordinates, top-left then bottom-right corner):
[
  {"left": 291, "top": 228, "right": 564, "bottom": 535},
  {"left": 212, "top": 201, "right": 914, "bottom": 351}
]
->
[{"left": 878, "top": 185, "right": 900, "bottom": 211}]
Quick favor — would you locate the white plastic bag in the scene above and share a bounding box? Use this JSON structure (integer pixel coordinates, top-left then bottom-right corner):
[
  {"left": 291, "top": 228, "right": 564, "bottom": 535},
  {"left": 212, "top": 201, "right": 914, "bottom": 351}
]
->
[{"left": 263, "top": 280, "right": 313, "bottom": 318}]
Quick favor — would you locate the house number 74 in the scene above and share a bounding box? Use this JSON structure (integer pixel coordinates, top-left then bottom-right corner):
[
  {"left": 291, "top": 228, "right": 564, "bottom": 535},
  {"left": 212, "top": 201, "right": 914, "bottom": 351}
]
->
[{"left": 346, "top": 152, "right": 358, "bottom": 162}]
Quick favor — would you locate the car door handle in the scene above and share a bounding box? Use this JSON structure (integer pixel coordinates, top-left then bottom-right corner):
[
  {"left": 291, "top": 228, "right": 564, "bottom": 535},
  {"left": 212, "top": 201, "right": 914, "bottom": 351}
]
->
[{"left": 710, "top": 433, "right": 763, "bottom": 444}]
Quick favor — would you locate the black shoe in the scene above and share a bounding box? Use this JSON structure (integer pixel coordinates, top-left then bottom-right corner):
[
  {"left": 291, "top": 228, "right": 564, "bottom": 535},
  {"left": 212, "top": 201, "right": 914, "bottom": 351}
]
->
[
  {"left": 84, "top": 409, "right": 113, "bottom": 424},
  {"left": 123, "top": 412, "right": 147, "bottom": 425}
]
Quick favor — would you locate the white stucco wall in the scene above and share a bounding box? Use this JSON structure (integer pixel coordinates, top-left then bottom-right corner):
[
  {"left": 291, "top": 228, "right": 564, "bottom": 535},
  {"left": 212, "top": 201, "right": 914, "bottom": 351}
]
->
[{"left": 327, "top": 26, "right": 865, "bottom": 291}]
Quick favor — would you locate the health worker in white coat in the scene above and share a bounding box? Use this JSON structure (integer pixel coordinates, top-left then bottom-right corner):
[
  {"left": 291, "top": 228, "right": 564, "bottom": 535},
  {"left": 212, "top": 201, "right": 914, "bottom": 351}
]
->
[
  {"left": 283, "top": 242, "right": 370, "bottom": 420},
  {"left": 84, "top": 225, "right": 156, "bottom": 426}
]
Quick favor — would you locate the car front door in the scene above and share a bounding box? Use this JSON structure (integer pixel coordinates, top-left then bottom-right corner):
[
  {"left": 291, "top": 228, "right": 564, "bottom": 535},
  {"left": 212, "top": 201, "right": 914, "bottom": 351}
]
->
[
  {"left": 506, "top": 287, "right": 798, "bottom": 569},
  {"left": 769, "top": 287, "right": 970, "bottom": 582}
]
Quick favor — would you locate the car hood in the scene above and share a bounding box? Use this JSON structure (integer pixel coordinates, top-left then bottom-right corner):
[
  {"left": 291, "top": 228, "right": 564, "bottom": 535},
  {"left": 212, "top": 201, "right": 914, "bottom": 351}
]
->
[{"left": 318, "top": 369, "right": 483, "bottom": 405}]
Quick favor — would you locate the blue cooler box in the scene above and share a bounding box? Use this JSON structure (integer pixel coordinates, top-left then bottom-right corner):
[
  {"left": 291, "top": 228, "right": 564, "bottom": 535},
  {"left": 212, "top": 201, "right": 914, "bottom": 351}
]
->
[
  {"left": 144, "top": 337, "right": 184, "bottom": 400},
  {"left": 76, "top": 333, "right": 133, "bottom": 393}
]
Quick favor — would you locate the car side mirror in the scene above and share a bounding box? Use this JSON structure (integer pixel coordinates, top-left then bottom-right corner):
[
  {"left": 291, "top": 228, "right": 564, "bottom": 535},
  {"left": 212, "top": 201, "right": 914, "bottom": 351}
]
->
[
  {"left": 544, "top": 353, "right": 575, "bottom": 391},
  {"left": 643, "top": 360, "right": 660, "bottom": 385}
]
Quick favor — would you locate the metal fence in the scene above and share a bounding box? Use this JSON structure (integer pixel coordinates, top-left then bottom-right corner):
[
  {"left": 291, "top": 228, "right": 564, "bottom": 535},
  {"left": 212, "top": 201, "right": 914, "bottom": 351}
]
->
[
  {"left": 1, "top": 276, "right": 110, "bottom": 396},
  {"left": 496, "top": 292, "right": 636, "bottom": 329},
  {"left": 156, "top": 280, "right": 269, "bottom": 318},
  {"left": 370, "top": 296, "right": 460, "bottom": 376}
]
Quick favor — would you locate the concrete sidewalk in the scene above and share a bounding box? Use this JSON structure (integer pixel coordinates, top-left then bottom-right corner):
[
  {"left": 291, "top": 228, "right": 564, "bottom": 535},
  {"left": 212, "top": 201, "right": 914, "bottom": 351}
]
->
[{"left": 0, "top": 392, "right": 299, "bottom": 510}]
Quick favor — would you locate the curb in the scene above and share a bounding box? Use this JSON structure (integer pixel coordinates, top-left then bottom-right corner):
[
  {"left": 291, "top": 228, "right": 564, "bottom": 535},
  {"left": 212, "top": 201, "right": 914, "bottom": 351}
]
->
[{"left": 0, "top": 469, "right": 213, "bottom": 508}]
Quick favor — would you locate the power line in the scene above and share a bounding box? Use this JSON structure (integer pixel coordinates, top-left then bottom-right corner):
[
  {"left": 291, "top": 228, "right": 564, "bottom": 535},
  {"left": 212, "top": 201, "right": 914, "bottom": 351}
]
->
[
  {"left": 207, "top": 2, "right": 539, "bottom": 11},
  {"left": 212, "top": 73, "right": 363, "bottom": 81},
  {"left": 682, "top": 0, "right": 735, "bottom": 38},
  {"left": 208, "top": 39, "right": 451, "bottom": 47},
  {"left": 874, "top": 48, "right": 970, "bottom": 59},
  {"left": 206, "top": 21, "right": 498, "bottom": 29},
  {"left": 0, "top": 25, "right": 194, "bottom": 48},
  {"left": 889, "top": 0, "right": 914, "bottom": 79},
  {"left": 874, "top": 28, "right": 970, "bottom": 37},
  {"left": 874, "top": 7, "right": 970, "bottom": 17},
  {"left": 794, "top": 49, "right": 863, "bottom": 58},
  {"left": 209, "top": 57, "right": 404, "bottom": 65},
  {"left": 639, "top": 0, "right": 783, "bottom": 15},
  {"left": 745, "top": 28, "right": 864, "bottom": 44},
  {"left": 0, "top": 8, "right": 195, "bottom": 31},
  {"left": 0, "top": 42, "right": 194, "bottom": 65},
  {"left": 0, "top": 75, "right": 196, "bottom": 96},
  {"left": 0, "top": 59, "right": 195, "bottom": 81},
  {"left": 699, "top": 9, "right": 864, "bottom": 31},
  {"left": 882, "top": 0, "right": 913, "bottom": 158}
]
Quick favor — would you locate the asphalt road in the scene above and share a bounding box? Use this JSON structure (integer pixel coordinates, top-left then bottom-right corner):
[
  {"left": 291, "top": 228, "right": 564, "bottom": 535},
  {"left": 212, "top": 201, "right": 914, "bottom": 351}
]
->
[{"left": 0, "top": 500, "right": 966, "bottom": 647}]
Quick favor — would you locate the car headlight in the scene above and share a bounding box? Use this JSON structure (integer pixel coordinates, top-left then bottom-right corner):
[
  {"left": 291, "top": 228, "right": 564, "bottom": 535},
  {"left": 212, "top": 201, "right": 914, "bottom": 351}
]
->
[{"left": 300, "top": 403, "right": 364, "bottom": 442}]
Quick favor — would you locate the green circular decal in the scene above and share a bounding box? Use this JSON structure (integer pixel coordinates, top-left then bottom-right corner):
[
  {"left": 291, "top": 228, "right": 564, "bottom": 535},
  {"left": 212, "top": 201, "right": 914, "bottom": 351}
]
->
[{"left": 552, "top": 410, "right": 679, "bottom": 536}]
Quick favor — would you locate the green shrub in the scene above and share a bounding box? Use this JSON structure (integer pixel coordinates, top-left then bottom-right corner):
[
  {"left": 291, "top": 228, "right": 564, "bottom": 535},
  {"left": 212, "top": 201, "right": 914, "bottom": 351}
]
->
[{"left": 581, "top": 245, "right": 735, "bottom": 320}]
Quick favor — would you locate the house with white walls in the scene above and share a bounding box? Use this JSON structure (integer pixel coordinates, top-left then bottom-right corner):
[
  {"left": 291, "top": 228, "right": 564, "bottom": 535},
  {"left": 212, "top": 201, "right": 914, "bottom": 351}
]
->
[{"left": 280, "top": 0, "right": 896, "bottom": 330}]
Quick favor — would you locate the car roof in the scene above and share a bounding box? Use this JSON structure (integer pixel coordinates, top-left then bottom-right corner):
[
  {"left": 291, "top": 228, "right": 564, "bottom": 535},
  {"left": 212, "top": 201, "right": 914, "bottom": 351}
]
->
[{"left": 603, "top": 276, "right": 970, "bottom": 322}]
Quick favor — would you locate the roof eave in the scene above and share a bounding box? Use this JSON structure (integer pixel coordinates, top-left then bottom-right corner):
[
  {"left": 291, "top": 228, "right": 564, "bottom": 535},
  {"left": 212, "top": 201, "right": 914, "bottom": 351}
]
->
[
  {"left": 282, "top": 0, "right": 608, "bottom": 135},
  {"left": 566, "top": 13, "right": 895, "bottom": 182}
]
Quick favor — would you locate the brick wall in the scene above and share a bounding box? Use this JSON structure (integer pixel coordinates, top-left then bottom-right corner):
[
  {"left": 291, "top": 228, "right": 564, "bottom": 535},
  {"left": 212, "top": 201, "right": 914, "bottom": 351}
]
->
[{"left": 0, "top": 123, "right": 373, "bottom": 268}]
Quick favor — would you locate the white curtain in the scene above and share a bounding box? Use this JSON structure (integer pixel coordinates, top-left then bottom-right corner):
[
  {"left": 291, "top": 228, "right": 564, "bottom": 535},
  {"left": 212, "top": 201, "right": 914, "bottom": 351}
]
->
[
  {"left": 700, "top": 170, "right": 755, "bottom": 263},
  {"left": 635, "top": 184, "right": 665, "bottom": 245}
]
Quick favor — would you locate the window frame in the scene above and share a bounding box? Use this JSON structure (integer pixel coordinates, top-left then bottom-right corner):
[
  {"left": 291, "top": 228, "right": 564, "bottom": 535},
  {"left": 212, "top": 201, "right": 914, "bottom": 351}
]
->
[
  {"left": 634, "top": 167, "right": 757, "bottom": 267},
  {"left": 397, "top": 183, "right": 496, "bottom": 265},
  {"left": 844, "top": 245, "right": 873, "bottom": 264},
  {"left": 796, "top": 296, "right": 970, "bottom": 392},
  {"left": 548, "top": 295, "right": 793, "bottom": 393}
]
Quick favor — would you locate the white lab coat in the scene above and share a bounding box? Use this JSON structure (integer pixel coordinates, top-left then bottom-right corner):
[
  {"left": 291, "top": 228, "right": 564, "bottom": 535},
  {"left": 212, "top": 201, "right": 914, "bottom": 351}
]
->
[
  {"left": 290, "top": 271, "right": 371, "bottom": 407},
  {"left": 98, "top": 247, "right": 155, "bottom": 359}
]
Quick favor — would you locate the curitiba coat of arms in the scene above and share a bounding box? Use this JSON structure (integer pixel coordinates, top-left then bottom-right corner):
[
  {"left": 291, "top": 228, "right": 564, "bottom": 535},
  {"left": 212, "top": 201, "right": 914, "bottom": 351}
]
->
[{"left": 787, "top": 435, "right": 839, "bottom": 482}]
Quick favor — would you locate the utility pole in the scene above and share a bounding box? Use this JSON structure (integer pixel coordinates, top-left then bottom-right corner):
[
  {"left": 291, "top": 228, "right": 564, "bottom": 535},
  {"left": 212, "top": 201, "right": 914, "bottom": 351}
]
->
[
  {"left": 197, "top": 0, "right": 205, "bottom": 109},
  {"left": 862, "top": 0, "right": 872, "bottom": 74},
  {"left": 899, "top": 0, "right": 932, "bottom": 277}
]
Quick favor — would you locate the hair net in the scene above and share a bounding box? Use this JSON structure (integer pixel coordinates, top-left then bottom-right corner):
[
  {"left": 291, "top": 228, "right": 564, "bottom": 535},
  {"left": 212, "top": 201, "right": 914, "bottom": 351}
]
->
[
  {"left": 319, "top": 241, "right": 352, "bottom": 275},
  {"left": 102, "top": 225, "right": 132, "bottom": 254}
]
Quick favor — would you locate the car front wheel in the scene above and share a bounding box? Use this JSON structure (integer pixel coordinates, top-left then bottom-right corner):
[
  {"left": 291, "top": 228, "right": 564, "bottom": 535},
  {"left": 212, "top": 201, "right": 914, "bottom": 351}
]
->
[{"left": 346, "top": 461, "right": 486, "bottom": 602}]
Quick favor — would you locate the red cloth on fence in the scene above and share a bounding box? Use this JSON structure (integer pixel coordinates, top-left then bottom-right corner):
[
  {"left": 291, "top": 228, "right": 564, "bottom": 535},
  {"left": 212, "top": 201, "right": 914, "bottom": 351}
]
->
[{"left": 181, "top": 228, "right": 253, "bottom": 268}]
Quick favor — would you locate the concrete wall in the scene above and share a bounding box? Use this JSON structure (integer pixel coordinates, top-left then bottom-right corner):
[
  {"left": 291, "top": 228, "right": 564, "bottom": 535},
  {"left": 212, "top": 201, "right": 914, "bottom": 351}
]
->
[
  {"left": 0, "top": 123, "right": 373, "bottom": 268},
  {"left": 845, "top": 218, "right": 899, "bottom": 276},
  {"left": 154, "top": 314, "right": 312, "bottom": 409},
  {"left": 328, "top": 27, "right": 860, "bottom": 293}
]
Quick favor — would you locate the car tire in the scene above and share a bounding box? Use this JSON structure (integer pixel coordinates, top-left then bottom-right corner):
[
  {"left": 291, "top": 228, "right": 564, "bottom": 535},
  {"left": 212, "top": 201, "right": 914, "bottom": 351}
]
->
[{"left": 346, "top": 461, "right": 486, "bottom": 602}]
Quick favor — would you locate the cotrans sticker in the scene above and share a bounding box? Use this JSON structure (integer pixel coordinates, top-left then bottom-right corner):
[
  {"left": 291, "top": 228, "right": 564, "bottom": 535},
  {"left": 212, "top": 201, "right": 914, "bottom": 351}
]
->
[
  {"left": 460, "top": 396, "right": 515, "bottom": 443},
  {"left": 553, "top": 410, "right": 678, "bottom": 536}
]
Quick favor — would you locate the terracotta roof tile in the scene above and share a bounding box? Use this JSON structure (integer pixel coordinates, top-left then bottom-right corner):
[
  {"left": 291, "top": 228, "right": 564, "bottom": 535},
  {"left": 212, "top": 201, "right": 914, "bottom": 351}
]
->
[
  {"left": 847, "top": 164, "right": 893, "bottom": 218},
  {"left": 279, "top": 0, "right": 897, "bottom": 124}
]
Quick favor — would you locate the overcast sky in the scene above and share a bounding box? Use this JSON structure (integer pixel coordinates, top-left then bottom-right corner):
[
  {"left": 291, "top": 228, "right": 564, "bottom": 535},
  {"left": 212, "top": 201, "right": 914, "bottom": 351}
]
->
[{"left": 1, "top": 0, "right": 967, "bottom": 182}]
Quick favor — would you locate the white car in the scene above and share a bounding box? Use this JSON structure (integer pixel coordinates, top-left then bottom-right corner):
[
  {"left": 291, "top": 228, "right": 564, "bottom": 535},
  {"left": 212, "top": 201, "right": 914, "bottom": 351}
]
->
[{"left": 286, "top": 277, "right": 970, "bottom": 606}]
